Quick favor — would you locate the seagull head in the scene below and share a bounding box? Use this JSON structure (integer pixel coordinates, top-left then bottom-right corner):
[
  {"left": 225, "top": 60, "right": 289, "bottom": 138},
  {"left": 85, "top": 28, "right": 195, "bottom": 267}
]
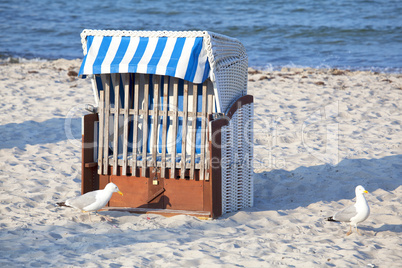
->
[
  {"left": 355, "top": 185, "right": 368, "bottom": 195},
  {"left": 105, "top": 182, "right": 123, "bottom": 196}
]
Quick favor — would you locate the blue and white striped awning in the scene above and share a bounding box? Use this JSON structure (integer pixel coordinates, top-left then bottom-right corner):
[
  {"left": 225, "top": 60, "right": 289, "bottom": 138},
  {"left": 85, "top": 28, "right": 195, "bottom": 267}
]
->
[{"left": 79, "top": 35, "right": 211, "bottom": 84}]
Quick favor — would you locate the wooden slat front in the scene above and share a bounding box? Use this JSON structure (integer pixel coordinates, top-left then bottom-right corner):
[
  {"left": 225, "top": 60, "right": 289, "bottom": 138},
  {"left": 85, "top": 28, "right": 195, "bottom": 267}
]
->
[
  {"left": 102, "top": 74, "right": 111, "bottom": 175},
  {"left": 97, "top": 89, "right": 105, "bottom": 175},
  {"left": 96, "top": 75, "right": 214, "bottom": 179},
  {"left": 190, "top": 83, "right": 198, "bottom": 180},
  {"left": 121, "top": 73, "right": 130, "bottom": 176},
  {"left": 111, "top": 73, "right": 120, "bottom": 175},
  {"left": 132, "top": 73, "right": 140, "bottom": 172},
  {"left": 170, "top": 77, "right": 178, "bottom": 178},
  {"left": 141, "top": 74, "right": 150, "bottom": 177},
  {"left": 161, "top": 77, "right": 169, "bottom": 178},
  {"left": 200, "top": 82, "right": 208, "bottom": 180},
  {"left": 206, "top": 81, "right": 214, "bottom": 181},
  {"left": 180, "top": 81, "right": 189, "bottom": 179},
  {"left": 151, "top": 75, "right": 160, "bottom": 171}
]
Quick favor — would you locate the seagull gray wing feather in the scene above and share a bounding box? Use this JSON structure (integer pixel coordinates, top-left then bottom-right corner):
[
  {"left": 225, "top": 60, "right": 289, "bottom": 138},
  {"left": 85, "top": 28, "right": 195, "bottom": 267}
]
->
[
  {"left": 66, "top": 191, "right": 98, "bottom": 210},
  {"left": 333, "top": 204, "right": 357, "bottom": 222}
]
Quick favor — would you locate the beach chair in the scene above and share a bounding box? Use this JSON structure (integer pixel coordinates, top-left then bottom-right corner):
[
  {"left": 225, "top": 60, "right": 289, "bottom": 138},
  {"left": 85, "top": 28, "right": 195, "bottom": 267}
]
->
[{"left": 78, "top": 30, "right": 253, "bottom": 218}]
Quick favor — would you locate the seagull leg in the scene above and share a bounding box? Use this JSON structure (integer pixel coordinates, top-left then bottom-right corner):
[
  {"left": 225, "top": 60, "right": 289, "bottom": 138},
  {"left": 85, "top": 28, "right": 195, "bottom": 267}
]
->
[
  {"left": 88, "top": 212, "right": 92, "bottom": 222},
  {"left": 83, "top": 211, "right": 92, "bottom": 222},
  {"left": 95, "top": 211, "right": 113, "bottom": 222},
  {"left": 95, "top": 211, "right": 101, "bottom": 221},
  {"left": 101, "top": 213, "right": 114, "bottom": 222},
  {"left": 104, "top": 215, "right": 113, "bottom": 222},
  {"left": 346, "top": 225, "right": 352, "bottom": 236},
  {"left": 356, "top": 226, "right": 362, "bottom": 235}
]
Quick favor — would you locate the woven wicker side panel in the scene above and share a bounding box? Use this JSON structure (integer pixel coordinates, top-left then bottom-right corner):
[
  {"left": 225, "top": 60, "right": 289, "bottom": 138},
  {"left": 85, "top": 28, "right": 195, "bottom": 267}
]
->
[
  {"left": 221, "top": 121, "right": 233, "bottom": 214},
  {"left": 221, "top": 103, "right": 254, "bottom": 214},
  {"left": 239, "top": 103, "right": 254, "bottom": 208},
  {"left": 207, "top": 33, "right": 248, "bottom": 113}
]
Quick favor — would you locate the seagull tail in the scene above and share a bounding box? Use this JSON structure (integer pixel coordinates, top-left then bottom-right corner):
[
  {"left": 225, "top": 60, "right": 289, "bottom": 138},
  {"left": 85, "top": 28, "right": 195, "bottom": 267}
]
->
[
  {"left": 325, "top": 216, "right": 337, "bottom": 222},
  {"left": 56, "top": 202, "right": 70, "bottom": 207}
]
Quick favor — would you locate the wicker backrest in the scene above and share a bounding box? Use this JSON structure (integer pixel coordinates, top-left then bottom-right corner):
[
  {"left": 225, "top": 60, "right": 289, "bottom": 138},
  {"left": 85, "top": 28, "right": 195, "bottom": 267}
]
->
[{"left": 206, "top": 32, "right": 248, "bottom": 112}]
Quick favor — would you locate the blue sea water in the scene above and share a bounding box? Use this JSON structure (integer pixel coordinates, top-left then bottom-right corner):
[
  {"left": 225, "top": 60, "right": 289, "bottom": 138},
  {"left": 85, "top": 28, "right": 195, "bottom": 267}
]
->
[{"left": 0, "top": 0, "right": 401, "bottom": 72}]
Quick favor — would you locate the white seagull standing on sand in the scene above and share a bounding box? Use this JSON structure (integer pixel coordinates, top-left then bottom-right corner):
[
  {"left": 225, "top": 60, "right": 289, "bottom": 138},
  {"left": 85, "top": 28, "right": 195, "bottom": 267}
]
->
[
  {"left": 57, "top": 182, "right": 123, "bottom": 221},
  {"left": 326, "top": 185, "right": 370, "bottom": 236}
]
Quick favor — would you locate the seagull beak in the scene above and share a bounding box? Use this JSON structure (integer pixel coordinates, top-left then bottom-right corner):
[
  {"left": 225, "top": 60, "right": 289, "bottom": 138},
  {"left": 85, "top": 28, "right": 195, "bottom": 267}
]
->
[
  {"left": 118, "top": 191, "right": 123, "bottom": 196},
  {"left": 364, "top": 190, "right": 368, "bottom": 194}
]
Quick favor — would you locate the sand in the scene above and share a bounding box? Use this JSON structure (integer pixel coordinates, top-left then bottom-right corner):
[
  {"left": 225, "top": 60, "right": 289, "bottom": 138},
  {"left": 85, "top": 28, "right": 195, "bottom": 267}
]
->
[{"left": 0, "top": 59, "right": 401, "bottom": 267}]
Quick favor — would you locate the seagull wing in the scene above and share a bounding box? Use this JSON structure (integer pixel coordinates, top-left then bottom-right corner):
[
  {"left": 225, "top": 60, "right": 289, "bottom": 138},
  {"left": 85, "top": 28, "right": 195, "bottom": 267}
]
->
[
  {"left": 66, "top": 191, "right": 99, "bottom": 211},
  {"left": 333, "top": 204, "right": 357, "bottom": 222}
]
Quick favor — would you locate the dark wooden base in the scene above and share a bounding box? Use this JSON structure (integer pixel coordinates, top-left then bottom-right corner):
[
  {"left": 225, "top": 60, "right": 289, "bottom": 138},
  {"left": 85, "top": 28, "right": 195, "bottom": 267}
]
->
[{"left": 101, "top": 169, "right": 213, "bottom": 213}]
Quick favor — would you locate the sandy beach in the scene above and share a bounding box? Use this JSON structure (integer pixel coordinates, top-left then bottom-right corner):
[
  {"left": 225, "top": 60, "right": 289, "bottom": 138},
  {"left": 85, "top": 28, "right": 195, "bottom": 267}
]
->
[{"left": 0, "top": 59, "right": 401, "bottom": 267}]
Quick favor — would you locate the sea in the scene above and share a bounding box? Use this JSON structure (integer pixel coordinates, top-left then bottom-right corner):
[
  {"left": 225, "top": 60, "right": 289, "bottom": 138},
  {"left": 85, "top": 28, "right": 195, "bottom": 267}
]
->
[{"left": 1, "top": 0, "right": 401, "bottom": 72}]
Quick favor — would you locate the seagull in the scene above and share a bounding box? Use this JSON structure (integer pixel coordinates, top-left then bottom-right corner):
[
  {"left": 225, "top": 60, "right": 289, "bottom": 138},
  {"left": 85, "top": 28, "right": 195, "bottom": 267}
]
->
[
  {"left": 326, "top": 185, "right": 370, "bottom": 236},
  {"left": 57, "top": 182, "right": 123, "bottom": 221}
]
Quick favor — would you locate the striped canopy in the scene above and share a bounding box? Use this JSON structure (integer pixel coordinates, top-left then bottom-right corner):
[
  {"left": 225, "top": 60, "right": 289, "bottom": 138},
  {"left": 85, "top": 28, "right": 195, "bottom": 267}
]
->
[{"left": 79, "top": 35, "right": 211, "bottom": 84}]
